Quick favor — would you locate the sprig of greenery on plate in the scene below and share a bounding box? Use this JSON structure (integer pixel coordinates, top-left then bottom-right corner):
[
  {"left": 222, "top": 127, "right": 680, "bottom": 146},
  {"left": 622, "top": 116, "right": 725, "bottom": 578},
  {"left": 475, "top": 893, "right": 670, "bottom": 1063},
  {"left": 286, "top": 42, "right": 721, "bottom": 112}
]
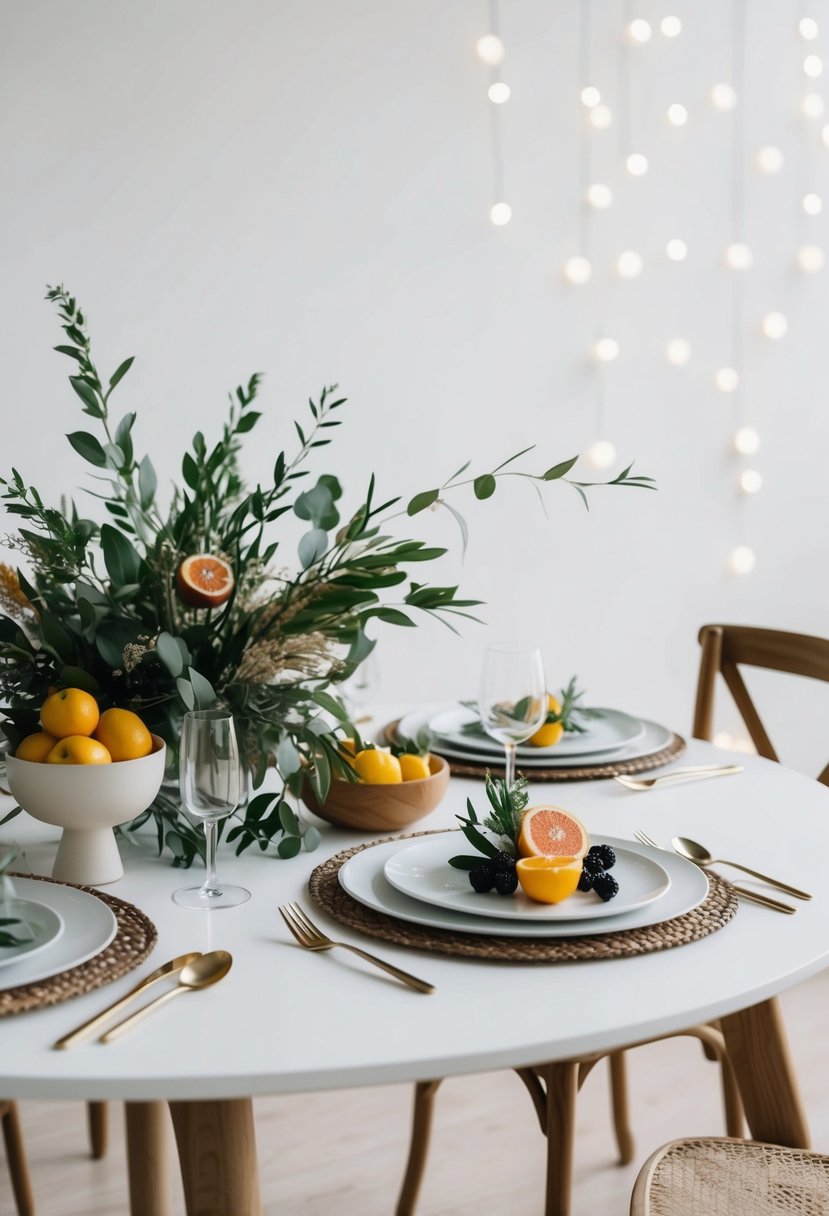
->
[{"left": 448, "top": 773, "right": 528, "bottom": 869}]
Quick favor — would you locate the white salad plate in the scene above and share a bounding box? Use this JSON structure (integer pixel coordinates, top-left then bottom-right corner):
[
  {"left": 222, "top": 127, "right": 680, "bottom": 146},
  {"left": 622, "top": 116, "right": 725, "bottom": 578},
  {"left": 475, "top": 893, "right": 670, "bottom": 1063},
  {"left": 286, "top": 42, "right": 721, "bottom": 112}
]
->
[
  {"left": 396, "top": 706, "right": 673, "bottom": 769},
  {"left": 0, "top": 878, "right": 118, "bottom": 992},
  {"left": 0, "top": 898, "right": 64, "bottom": 969},
  {"left": 339, "top": 834, "right": 708, "bottom": 938},
  {"left": 428, "top": 705, "right": 645, "bottom": 759},
  {"left": 383, "top": 836, "right": 670, "bottom": 922}
]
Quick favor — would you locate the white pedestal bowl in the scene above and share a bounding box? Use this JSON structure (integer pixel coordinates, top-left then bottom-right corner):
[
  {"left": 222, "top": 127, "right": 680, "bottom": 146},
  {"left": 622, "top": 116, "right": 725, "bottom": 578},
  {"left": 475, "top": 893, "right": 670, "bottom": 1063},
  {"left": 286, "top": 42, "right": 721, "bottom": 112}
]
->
[{"left": 5, "top": 736, "right": 166, "bottom": 885}]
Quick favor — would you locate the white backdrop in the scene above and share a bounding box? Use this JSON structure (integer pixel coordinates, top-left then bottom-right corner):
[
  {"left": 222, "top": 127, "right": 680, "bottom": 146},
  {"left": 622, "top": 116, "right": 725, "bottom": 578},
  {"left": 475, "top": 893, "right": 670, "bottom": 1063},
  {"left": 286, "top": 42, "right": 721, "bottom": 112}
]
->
[{"left": 2, "top": 0, "right": 829, "bottom": 771}]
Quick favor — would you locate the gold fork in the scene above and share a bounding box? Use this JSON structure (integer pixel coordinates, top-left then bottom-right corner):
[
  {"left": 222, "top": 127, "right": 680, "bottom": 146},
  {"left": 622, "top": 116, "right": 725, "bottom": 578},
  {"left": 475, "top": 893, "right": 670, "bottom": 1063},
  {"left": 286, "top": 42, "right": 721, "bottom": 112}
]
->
[
  {"left": 278, "top": 902, "right": 435, "bottom": 994},
  {"left": 632, "top": 830, "right": 796, "bottom": 914}
]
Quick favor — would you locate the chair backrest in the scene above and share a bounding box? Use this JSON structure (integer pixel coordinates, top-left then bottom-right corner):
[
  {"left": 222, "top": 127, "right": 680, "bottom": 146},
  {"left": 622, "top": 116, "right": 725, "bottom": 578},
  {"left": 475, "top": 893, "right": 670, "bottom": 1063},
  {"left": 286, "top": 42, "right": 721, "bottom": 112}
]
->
[{"left": 692, "top": 624, "right": 829, "bottom": 786}]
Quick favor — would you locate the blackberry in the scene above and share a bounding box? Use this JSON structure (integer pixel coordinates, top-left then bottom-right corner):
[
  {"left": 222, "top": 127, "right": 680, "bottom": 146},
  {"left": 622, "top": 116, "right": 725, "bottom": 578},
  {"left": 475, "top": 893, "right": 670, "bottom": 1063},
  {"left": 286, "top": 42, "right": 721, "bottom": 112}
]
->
[
  {"left": 493, "top": 867, "right": 519, "bottom": 896},
  {"left": 469, "top": 863, "right": 496, "bottom": 893},
  {"left": 577, "top": 868, "right": 594, "bottom": 892},
  {"left": 588, "top": 844, "right": 617, "bottom": 871},
  {"left": 592, "top": 871, "right": 620, "bottom": 902},
  {"left": 493, "top": 851, "right": 517, "bottom": 872},
  {"left": 582, "top": 853, "right": 605, "bottom": 876}
]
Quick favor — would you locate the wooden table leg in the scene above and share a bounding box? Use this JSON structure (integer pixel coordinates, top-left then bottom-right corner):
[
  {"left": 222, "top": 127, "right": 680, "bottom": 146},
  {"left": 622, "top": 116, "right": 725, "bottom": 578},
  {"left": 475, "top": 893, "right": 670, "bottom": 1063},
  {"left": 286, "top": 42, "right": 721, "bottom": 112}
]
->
[
  {"left": 720, "top": 996, "right": 810, "bottom": 1148},
  {"left": 169, "top": 1098, "right": 262, "bottom": 1216},
  {"left": 125, "top": 1101, "right": 170, "bottom": 1216},
  {"left": 396, "top": 1080, "right": 442, "bottom": 1216},
  {"left": 539, "top": 1061, "right": 580, "bottom": 1216}
]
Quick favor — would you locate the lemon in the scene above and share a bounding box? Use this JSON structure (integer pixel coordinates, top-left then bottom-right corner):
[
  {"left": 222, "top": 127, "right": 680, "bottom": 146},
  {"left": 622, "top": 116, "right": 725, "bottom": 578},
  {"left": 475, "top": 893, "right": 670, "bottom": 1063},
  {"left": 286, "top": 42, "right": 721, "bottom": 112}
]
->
[
  {"left": 353, "top": 749, "right": 403, "bottom": 784},
  {"left": 399, "top": 753, "right": 431, "bottom": 781},
  {"left": 516, "top": 856, "right": 582, "bottom": 904}
]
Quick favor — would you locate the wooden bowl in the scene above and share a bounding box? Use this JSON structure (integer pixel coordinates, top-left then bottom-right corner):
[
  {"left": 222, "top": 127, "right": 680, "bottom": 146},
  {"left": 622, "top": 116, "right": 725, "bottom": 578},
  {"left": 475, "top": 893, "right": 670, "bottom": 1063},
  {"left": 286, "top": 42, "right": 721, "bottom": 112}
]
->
[{"left": 301, "top": 754, "right": 450, "bottom": 832}]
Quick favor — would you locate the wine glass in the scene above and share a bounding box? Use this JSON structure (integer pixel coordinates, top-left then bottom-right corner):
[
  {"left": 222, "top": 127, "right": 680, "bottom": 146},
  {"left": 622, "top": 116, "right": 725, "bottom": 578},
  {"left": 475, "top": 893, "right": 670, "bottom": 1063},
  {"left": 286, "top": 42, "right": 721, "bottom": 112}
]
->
[
  {"left": 174, "top": 710, "right": 250, "bottom": 909},
  {"left": 479, "top": 644, "right": 547, "bottom": 790}
]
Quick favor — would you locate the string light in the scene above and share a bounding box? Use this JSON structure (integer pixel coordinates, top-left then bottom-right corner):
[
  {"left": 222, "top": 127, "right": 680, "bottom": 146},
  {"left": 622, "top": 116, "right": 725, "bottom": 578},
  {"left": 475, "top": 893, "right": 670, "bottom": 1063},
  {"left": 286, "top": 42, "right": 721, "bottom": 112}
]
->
[
  {"left": 734, "top": 426, "right": 760, "bottom": 454},
  {"left": 626, "top": 152, "right": 648, "bottom": 176},
  {"left": 667, "top": 103, "right": 688, "bottom": 126},
  {"left": 796, "top": 243, "right": 825, "bottom": 272},
  {"left": 593, "top": 338, "right": 620, "bottom": 363},
  {"left": 803, "top": 192, "right": 823, "bottom": 214},
  {"left": 761, "top": 311, "right": 788, "bottom": 339},
  {"left": 757, "top": 145, "right": 784, "bottom": 174},
  {"left": 616, "top": 250, "right": 643, "bottom": 279},
  {"left": 476, "top": 34, "right": 505, "bottom": 65},
  {"left": 724, "top": 241, "right": 753, "bottom": 269},
  {"left": 627, "top": 19, "right": 652, "bottom": 44},
  {"left": 588, "top": 104, "right": 613, "bottom": 130},
  {"left": 739, "top": 469, "right": 763, "bottom": 494},
  {"left": 581, "top": 85, "right": 601, "bottom": 107},
  {"left": 586, "top": 182, "right": 613, "bottom": 209},
  {"left": 799, "top": 17, "right": 819, "bottom": 40},
  {"left": 711, "top": 83, "right": 737, "bottom": 111},
  {"left": 804, "top": 54, "right": 823, "bottom": 78},
  {"left": 660, "top": 15, "right": 682, "bottom": 37},
  {"left": 666, "top": 238, "right": 688, "bottom": 261},
  {"left": 490, "top": 202, "right": 512, "bottom": 226},
  {"left": 729, "top": 545, "right": 756, "bottom": 575},
  {"left": 802, "top": 93, "right": 824, "bottom": 119},
  {"left": 562, "top": 255, "right": 592, "bottom": 284},
  {"left": 665, "top": 338, "right": 691, "bottom": 366},
  {"left": 488, "top": 82, "right": 510, "bottom": 104},
  {"left": 586, "top": 440, "right": 617, "bottom": 468},
  {"left": 715, "top": 367, "right": 740, "bottom": 392}
]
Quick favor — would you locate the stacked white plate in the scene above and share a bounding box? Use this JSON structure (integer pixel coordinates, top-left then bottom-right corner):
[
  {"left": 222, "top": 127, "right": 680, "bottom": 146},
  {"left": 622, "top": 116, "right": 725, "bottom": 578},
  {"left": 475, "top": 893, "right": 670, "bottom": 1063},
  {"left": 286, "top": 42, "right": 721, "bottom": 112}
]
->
[
  {"left": 0, "top": 877, "right": 118, "bottom": 992},
  {"left": 396, "top": 703, "right": 674, "bottom": 770},
  {"left": 339, "top": 833, "right": 709, "bottom": 939}
]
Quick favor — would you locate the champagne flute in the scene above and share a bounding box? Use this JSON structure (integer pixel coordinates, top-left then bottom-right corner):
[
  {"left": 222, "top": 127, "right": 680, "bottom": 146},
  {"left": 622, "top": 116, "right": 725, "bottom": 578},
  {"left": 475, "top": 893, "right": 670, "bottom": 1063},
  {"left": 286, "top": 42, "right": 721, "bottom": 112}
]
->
[
  {"left": 174, "top": 710, "right": 250, "bottom": 909},
  {"left": 479, "top": 644, "right": 546, "bottom": 790}
]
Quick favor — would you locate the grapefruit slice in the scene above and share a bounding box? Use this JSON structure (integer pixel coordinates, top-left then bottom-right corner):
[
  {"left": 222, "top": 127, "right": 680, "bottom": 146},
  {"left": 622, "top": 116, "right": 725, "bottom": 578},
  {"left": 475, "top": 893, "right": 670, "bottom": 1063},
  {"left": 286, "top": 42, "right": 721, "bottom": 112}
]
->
[
  {"left": 176, "top": 554, "right": 235, "bottom": 608},
  {"left": 517, "top": 805, "right": 589, "bottom": 860}
]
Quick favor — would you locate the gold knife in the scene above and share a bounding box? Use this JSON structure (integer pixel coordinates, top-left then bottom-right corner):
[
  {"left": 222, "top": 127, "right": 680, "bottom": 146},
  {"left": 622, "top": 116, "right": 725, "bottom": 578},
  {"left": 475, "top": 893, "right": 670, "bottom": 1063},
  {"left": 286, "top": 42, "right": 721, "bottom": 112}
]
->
[
  {"left": 732, "top": 886, "right": 796, "bottom": 914},
  {"left": 53, "top": 952, "right": 203, "bottom": 1049}
]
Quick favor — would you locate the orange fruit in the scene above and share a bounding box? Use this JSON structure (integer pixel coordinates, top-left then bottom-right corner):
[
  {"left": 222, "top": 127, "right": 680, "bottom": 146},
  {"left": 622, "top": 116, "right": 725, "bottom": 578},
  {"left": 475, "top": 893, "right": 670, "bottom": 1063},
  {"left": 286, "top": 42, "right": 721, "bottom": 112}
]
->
[
  {"left": 40, "top": 688, "right": 100, "bottom": 739},
  {"left": 353, "top": 748, "right": 403, "bottom": 784},
  {"left": 46, "top": 736, "right": 112, "bottom": 765},
  {"left": 93, "top": 708, "right": 153, "bottom": 762},
  {"left": 15, "top": 731, "right": 58, "bottom": 763},
  {"left": 546, "top": 693, "right": 562, "bottom": 715},
  {"left": 528, "top": 721, "right": 564, "bottom": 748},
  {"left": 176, "top": 554, "right": 235, "bottom": 608},
  {"left": 518, "top": 806, "right": 589, "bottom": 860},
  {"left": 516, "top": 856, "right": 583, "bottom": 904},
  {"left": 399, "top": 753, "right": 431, "bottom": 781}
]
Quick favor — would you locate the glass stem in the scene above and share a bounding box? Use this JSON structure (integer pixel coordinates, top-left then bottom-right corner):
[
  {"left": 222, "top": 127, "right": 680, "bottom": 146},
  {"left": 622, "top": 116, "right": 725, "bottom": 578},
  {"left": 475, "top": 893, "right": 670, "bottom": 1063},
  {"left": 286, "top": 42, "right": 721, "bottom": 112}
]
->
[
  {"left": 201, "top": 820, "right": 221, "bottom": 898},
  {"left": 504, "top": 742, "right": 516, "bottom": 791}
]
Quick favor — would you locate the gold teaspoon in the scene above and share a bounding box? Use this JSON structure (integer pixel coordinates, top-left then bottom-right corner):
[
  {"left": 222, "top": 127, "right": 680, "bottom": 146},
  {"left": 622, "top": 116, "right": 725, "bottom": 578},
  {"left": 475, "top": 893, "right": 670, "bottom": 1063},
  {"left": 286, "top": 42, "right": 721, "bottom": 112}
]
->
[
  {"left": 671, "top": 836, "right": 812, "bottom": 901},
  {"left": 99, "top": 950, "right": 233, "bottom": 1043}
]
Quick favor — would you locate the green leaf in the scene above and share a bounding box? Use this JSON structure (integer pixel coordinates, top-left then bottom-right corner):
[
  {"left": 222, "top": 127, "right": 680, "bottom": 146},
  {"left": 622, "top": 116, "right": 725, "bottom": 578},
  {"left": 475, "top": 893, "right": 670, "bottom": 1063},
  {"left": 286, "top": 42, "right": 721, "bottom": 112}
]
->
[
  {"left": 138, "top": 456, "right": 157, "bottom": 508},
  {"left": 448, "top": 855, "right": 486, "bottom": 870},
  {"left": 278, "top": 801, "right": 300, "bottom": 835},
  {"left": 303, "top": 825, "right": 322, "bottom": 852},
  {"left": 66, "top": 431, "right": 107, "bottom": 468},
  {"left": 407, "top": 489, "right": 439, "bottom": 516},
  {"left": 544, "top": 456, "right": 579, "bottom": 481},
  {"left": 69, "top": 376, "right": 102, "bottom": 415},
  {"left": 95, "top": 619, "right": 139, "bottom": 668},
  {"left": 473, "top": 474, "right": 496, "bottom": 500},
  {"left": 278, "top": 836, "right": 302, "bottom": 859},
  {"left": 182, "top": 452, "right": 200, "bottom": 490},
  {"left": 188, "top": 667, "right": 216, "bottom": 708},
  {"left": 298, "top": 528, "right": 328, "bottom": 569},
  {"left": 276, "top": 735, "right": 301, "bottom": 777},
  {"left": 59, "top": 665, "right": 101, "bottom": 693},
  {"left": 235, "top": 411, "right": 261, "bottom": 433},
  {"left": 156, "top": 631, "right": 184, "bottom": 678},
  {"left": 441, "top": 500, "right": 469, "bottom": 558},
  {"left": 372, "top": 608, "right": 416, "bottom": 627},
  {"left": 176, "top": 677, "right": 196, "bottom": 709},
  {"left": 109, "top": 356, "right": 134, "bottom": 389},
  {"left": 100, "top": 523, "right": 141, "bottom": 585}
]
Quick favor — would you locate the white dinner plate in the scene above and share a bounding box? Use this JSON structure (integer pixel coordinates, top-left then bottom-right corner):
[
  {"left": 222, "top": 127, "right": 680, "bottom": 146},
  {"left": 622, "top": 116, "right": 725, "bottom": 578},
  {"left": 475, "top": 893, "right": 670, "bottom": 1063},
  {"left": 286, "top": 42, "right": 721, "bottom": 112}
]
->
[
  {"left": 428, "top": 705, "right": 645, "bottom": 759},
  {"left": 0, "top": 898, "right": 64, "bottom": 968},
  {"left": 339, "top": 834, "right": 709, "bottom": 938},
  {"left": 383, "top": 836, "right": 670, "bottom": 922},
  {"left": 0, "top": 878, "right": 118, "bottom": 992},
  {"left": 396, "top": 706, "right": 674, "bottom": 769}
]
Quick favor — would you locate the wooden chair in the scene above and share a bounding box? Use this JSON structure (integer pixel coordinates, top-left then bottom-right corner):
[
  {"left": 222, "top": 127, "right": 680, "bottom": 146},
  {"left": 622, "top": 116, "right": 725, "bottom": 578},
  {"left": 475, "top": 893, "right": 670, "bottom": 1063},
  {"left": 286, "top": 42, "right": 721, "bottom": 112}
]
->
[
  {"left": 693, "top": 623, "right": 829, "bottom": 783},
  {"left": 0, "top": 1101, "right": 34, "bottom": 1216},
  {"left": 630, "top": 1137, "right": 829, "bottom": 1215}
]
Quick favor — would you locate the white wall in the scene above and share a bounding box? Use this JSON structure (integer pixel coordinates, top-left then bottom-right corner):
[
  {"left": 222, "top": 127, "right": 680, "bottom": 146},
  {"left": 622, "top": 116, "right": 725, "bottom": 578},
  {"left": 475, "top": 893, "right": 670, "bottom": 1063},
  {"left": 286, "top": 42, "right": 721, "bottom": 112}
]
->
[{"left": 3, "top": 1, "right": 829, "bottom": 771}]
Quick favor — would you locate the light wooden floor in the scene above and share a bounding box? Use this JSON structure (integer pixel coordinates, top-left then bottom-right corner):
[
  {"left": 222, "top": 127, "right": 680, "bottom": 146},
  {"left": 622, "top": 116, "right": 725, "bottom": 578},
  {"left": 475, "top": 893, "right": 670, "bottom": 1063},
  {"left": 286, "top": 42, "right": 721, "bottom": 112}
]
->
[{"left": 4, "top": 969, "right": 829, "bottom": 1216}]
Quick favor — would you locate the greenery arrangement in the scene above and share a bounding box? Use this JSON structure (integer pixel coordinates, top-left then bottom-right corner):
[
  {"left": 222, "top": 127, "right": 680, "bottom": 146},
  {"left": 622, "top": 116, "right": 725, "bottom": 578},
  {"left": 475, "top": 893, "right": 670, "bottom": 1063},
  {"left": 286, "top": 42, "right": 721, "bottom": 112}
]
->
[
  {"left": 0, "top": 286, "right": 654, "bottom": 865},
  {"left": 448, "top": 773, "right": 528, "bottom": 869}
]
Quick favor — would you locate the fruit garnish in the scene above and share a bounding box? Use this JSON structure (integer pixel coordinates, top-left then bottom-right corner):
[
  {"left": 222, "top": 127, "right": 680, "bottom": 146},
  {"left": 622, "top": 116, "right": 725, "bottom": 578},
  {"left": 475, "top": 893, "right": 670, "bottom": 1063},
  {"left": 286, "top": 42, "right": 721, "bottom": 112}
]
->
[
  {"left": 527, "top": 677, "right": 602, "bottom": 747},
  {"left": 592, "top": 872, "right": 620, "bottom": 902},
  {"left": 46, "top": 736, "right": 112, "bottom": 765},
  {"left": 175, "top": 554, "right": 235, "bottom": 608},
  {"left": 93, "top": 708, "right": 153, "bottom": 762},
  {"left": 353, "top": 747, "right": 403, "bottom": 784},
  {"left": 40, "top": 688, "right": 100, "bottom": 740},
  {"left": 398, "top": 754, "right": 431, "bottom": 781},
  {"left": 467, "top": 853, "right": 518, "bottom": 896},
  {"left": 15, "top": 731, "right": 58, "bottom": 763},
  {"left": 586, "top": 843, "right": 616, "bottom": 870},
  {"left": 516, "top": 856, "right": 582, "bottom": 904},
  {"left": 517, "top": 806, "right": 589, "bottom": 860}
]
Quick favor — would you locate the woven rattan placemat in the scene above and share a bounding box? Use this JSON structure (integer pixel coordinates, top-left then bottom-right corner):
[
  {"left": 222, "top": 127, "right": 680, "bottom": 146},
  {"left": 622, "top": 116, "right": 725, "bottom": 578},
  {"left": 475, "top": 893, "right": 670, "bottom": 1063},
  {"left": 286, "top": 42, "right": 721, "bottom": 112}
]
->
[
  {"left": 382, "top": 720, "right": 687, "bottom": 781},
  {"left": 309, "top": 832, "right": 738, "bottom": 963},
  {"left": 0, "top": 874, "right": 157, "bottom": 1016}
]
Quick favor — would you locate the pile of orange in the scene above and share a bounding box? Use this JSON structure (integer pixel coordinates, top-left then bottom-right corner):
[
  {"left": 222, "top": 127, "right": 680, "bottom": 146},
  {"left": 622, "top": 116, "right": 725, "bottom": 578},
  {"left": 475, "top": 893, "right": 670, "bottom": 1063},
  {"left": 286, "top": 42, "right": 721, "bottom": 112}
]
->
[{"left": 15, "top": 689, "right": 153, "bottom": 766}]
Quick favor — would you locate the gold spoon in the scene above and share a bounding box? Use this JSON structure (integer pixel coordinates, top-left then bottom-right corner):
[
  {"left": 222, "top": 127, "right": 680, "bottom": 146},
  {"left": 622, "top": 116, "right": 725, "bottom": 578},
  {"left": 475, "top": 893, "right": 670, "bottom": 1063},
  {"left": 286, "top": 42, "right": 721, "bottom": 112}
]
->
[
  {"left": 54, "top": 952, "right": 203, "bottom": 1049},
  {"left": 671, "top": 836, "right": 812, "bottom": 901},
  {"left": 99, "top": 950, "right": 233, "bottom": 1043}
]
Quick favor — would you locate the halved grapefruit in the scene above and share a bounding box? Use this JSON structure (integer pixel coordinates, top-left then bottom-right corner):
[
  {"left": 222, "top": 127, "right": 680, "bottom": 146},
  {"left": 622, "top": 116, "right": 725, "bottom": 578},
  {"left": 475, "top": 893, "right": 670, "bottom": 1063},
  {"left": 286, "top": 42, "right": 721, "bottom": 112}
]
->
[
  {"left": 176, "top": 554, "right": 235, "bottom": 608},
  {"left": 517, "top": 805, "right": 589, "bottom": 860}
]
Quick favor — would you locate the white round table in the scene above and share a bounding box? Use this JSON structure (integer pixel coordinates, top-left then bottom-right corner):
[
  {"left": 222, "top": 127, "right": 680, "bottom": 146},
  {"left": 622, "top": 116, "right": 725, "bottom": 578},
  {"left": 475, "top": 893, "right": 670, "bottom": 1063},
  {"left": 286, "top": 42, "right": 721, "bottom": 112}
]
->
[{"left": 1, "top": 739, "right": 827, "bottom": 1214}]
